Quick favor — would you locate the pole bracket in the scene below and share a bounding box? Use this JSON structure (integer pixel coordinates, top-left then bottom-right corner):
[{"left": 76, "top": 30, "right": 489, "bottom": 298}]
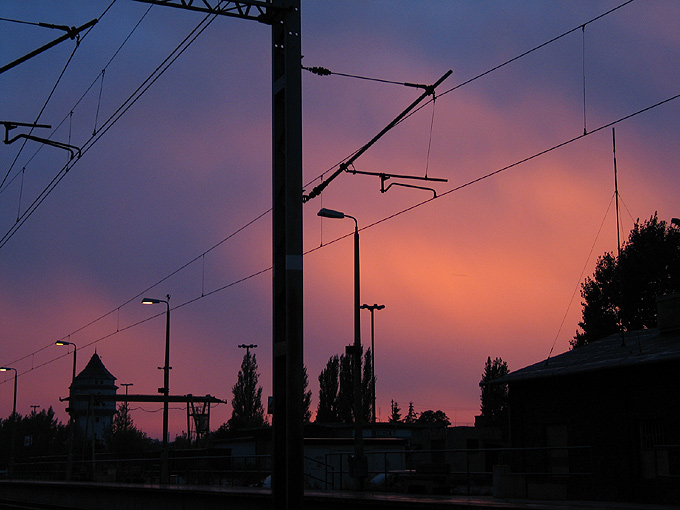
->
[{"left": 2, "top": 121, "right": 81, "bottom": 159}]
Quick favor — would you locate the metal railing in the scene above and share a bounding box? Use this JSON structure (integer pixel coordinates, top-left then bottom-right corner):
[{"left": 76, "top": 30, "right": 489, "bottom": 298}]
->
[
  {"left": 1, "top": 445, "right": 596, "bottom": 493},
  {"left": 319, "top": 446, "right": 593, "bottom": 494}
]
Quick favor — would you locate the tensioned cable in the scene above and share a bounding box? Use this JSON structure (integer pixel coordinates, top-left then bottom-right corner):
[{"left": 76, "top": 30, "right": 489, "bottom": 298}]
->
[
  {"left": 0, "top": 0, "right": 662, "bottom": 374},
  {"left": 300, "top": 0, "right": 636, "bottom": 196},
  {"left": 0, "top": 2, "right": 152, "bottom": 197},
  {"left": 0, "top": 1, "right": 115, "bottom": 190},
  {"left": 0, "top": 42, "right": 80, "bottom": 190},
  {"left": 0, "top": 6, "right": 219, "bottom": 250},
  {"left": 3, "top": 86, "right": 677, "bottom": 384},
  {"left": 2, "top": 90, "right": 678, "bottom": 386},
  {"left": 307, "top": 92, "right": 680, "bottom": 255},
  {"left": 546, "top": 193, "right": 616, "bottom": 361},
  {"left": 1, "top": 0, "right": 634, "bottom": 243},
  {"left": 582, "top": 25, "right": 588, "bottom": 135},
  {"left": 1, "top": 207, "right": 271, "bottom": 373},
  {"left": 425, "top": 95, "right": 436, "bottom": 179}
]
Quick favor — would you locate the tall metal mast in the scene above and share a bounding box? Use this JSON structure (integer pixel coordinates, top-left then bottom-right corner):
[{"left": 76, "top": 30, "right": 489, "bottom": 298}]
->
[{"left": 134, "top": 2, "right": 303, "bottom": 507}]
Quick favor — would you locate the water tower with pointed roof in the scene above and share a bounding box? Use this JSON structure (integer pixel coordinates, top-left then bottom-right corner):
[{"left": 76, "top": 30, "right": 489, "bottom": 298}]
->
[{"left": 68, "top": 352, "right": 118, "bottom": 441}]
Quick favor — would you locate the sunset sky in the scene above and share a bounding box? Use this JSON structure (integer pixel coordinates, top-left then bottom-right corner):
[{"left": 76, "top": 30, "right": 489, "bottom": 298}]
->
[{"left": 1, "top": 1, "right": 679, "bottom": 439}]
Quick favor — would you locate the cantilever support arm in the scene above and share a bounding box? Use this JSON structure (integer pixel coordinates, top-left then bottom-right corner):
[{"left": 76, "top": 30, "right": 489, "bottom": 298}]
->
[
  {"left": 0, "top": 19, "right": 98, "bottom": 75},
  {"left": 2, "top": 121, "right": 81, "bottom": 159},
  {"left": 302, "top": 69, "right": 452, "bottom": 202},
  {"left": 344, "top": 167, "right": 447, "bottom": 197}
]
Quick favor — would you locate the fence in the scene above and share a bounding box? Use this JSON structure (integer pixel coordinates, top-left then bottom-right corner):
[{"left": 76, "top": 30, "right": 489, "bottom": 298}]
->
[
  {"left": 4, "top": 444, "right": 649, "bottom": 497},
  {"left": 318, "top": 446, "right": 593, "bottom": 494}
]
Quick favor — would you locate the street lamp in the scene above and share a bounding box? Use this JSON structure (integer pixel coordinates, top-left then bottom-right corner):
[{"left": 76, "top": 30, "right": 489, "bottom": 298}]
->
[
  {"left": 360, "top": 303, "right": 385, "bottom": 424},
  {"left": 0, "top": 367, "right": 17, "bottom": 416},
  {"left": 0, "top": 366, "right": 17, "bottom": 477},
  {"left": 55, "top": 340, "right": 77, "bottom": 479},
  {"left": 142, "top": 295, "right": 171, "bottom": 484},
  {"left": 121, "top": 382, "right": 133, "bottom": 399},
  {"left": 238, "top": 344, "right": 258, "bottom": 356},
  {"left": 317, "top": 207, "right": 366, "bottom": 489},
  {"left": 55, "top": 340, "right": 77, "bottom": 384}
]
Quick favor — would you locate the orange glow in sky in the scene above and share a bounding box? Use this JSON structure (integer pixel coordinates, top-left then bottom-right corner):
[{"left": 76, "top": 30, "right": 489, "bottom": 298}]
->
[{"left": 1, "top": 1, "right": 680, "bottom": 437}]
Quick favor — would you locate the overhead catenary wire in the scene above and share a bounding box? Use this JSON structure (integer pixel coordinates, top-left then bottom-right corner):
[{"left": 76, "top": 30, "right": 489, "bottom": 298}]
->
[
  {"left": 0, "top": 0, "right": 635, "bottom": 244},
  {"left": 300, "top": 0, "right": 636, "bottom": 197},
  {"left": 0, "top": 2, "right": 114, "bottom": 190},
  {"left": 0, "top": 2, "right": 152, "bottom": 198},
  {"left": 0, "top": 5, "right": 219, "bottom": 250},
  {"left": 2, "top": 0, "right": 673, "bottom": 384},
  {"left": 2, "top": 89, "right": 678, "bottom": 386}
]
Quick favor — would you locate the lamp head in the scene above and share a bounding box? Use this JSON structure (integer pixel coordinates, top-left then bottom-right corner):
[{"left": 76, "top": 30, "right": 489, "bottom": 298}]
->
[
  {"left": 55, "top": 340, "right": 73, "bottom": 347},
  {"left": 142, "top": 297, "right": 162, "bottom": 305},
  {"left": 0, "top": 367, "right": 12, "bottom": 372},
  {"left": 361, "top": 303, "right": 386, "bottom": 311},
  {"left": 318, "top": 208, "right": 345, "bottom": 219}
]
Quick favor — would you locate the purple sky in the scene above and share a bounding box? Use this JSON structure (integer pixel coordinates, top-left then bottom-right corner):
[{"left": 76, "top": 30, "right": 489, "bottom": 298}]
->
[{"left": 1, "top": 1, "right": 679, "bottom": 439}]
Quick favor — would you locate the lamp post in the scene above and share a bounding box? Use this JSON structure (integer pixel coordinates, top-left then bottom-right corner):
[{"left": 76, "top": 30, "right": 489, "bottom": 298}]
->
[
  {"left": 0, "top": 366, "right": 17, "bottom": 477},
  {"left": 120, "top": 383, "right": 133, "bottom": 429},
  {"left": 0, "top": 367, "right": 17, "bottom": 416},
  {"left": 238, "top": 344, "right": 258, "bottom": 356},
  {"left": 55, "top": 339, "right": 77, "bottom": 480},
  {"left": 318, "top": 207, "right": 366, "bottom": 489},
  {"left": 121, "top": 382, "right": 133, "bottom": 399},
  {"left": 142, "top": 295, "right": 171, "bottom": 484},
  {"left": 360, "top": 303, "right": 385, "bottom": 424}
]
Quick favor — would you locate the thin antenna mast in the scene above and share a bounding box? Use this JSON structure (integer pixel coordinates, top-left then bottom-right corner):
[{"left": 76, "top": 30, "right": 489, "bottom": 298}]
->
[
  {"left": 613, "top": 128, "right": 625, "bottom": 346},
  {"left": 613, "top": 128, "right": 622, "bottom": 260}
]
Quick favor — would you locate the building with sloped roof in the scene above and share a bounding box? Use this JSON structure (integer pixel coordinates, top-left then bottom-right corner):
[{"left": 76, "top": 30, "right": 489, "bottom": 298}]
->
[
  {"left": 69, "top": 352, "right": 118, "bottom": 441},
  {"left": 489, "top": 294, "right": 680, "bottom": 503}
]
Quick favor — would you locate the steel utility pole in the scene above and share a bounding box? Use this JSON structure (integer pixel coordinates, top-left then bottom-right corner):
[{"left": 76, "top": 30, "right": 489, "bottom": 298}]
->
[{"left": 133, "top": 2, "right": 303, "bottom": 507}]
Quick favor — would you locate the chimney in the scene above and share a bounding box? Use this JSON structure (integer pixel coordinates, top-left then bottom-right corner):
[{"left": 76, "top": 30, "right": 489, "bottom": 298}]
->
[{"left": 656, "top": 293, "right": 680, "bottom": 333}]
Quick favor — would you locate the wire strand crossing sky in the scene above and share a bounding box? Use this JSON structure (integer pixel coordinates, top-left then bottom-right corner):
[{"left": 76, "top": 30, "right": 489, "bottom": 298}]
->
[{"left": 1, "top": 1, "right": 678, "bottom": 435}]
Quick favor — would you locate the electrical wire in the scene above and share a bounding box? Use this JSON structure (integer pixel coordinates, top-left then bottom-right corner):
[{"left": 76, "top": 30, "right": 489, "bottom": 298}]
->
[
  {"left": 1, "top": 0, "right": 673, "bottom": 384},
  {"left": 0, "top": 5, "right": 219, "bottom": 250},
  {"left": 300, "top": 1, "right": 636, "bottom": 199},
  {"left": 0, "top": 2, "right": 113, "bottom": 190},
  {"left": 2, "top": 89, "right": 679, "bottom": 387},
  {"left": 0, "top": 2, "right": 150, "bottom": 197},
  {"left": 1, "top": 0, "right": 635, "bottom": 244},
  {"left": 546, "top": 193, "right": 616, "bottom": 361}
]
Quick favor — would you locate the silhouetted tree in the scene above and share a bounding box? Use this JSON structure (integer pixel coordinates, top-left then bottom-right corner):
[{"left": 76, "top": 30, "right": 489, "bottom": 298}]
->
[
  {"left": 316, "top": 355, "right": 340, "bottom": 422},
  {"left": 303, "top": 365, "right": 312, "bottom": 423},
  {"left": 0, "top": 408, "right": 68, "bottom": 464},
  {"left": 316, "top": 348, "right": 372, "bottom": 423},
  {"left": 573, "top": 213, "right": 680, "bottom": 348},
  {"left": 337, "top": 352, "right": 354, "bottom": 422},
  {"left": 228, "top": 350, "right": 266, "bottom": 430},
  {"left": 389, "top": 400, "right": 402, "bottom": 423},
  {"left": 416, "top": 410, "right": 450, "bottom": 427},
  {"left": 479, "top": 356, "right": 509, "bottom": 427},
  {"left": 105, "top": 402, "right": 154, "bottom": 453},
  {"left": 404, "top": 402, "right": 418, "bottom": 424},
  {"left": 361, "top": 349, "right": 373, "bottom": 423}
]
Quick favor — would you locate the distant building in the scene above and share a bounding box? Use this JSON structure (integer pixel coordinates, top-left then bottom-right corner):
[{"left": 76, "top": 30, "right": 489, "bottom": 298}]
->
[
  {"left": 490, "top": 293, "right": 680, "bottom": 504},
  {"left": 68, "top": 352, "right": 118, "bottom": 441}
]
